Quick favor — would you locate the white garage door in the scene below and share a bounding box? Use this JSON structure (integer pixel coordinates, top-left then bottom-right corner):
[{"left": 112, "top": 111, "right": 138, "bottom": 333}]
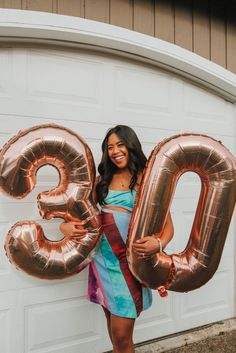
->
[{"left": 0, "top": 46, "right": 234, "bottom": 353}]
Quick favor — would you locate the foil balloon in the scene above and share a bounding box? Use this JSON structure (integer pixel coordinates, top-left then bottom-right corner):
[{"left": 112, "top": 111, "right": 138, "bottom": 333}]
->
[
  {"left": 0, "top": 124, "right": 101, "bottom": 279},
  {"left": 127, "top": 133, "right": 236, "bottom": 294}
]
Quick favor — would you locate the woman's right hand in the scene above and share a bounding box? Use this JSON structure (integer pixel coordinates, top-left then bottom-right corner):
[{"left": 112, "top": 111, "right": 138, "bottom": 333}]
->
[{"left": 60, "top": 221, "right": 88, "bottom": 239}]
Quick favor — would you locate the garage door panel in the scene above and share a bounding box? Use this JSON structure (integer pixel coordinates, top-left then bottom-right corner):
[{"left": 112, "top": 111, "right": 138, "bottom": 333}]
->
[
  {"left": 0, "top": 222, "right": 10, "bottom": 272},
  {"left": 112, "top": 62, "right": 181, "bottom": 114},
  {"left": 134, "top": 293, "right": 177, "bottom": 342},
  {"left": 25, "top": 299, "right": 99, "bottom": 353},
  {"left": 0, "top": 49, "right": 13, "bottom": 98},
  {"left": 20, "top": 282, "right": 101, "bottom": 353},
  {"left": 181, "top": 270, "right": 233, "bottom": 318},
  {"left": 0, "top": 291, "right": 20, "bottom": 353},
  {"left": 0, "top": 309, "right": 10, "bottom": 353},
  {"left": 0, "top": 49, "right": 106, "bottom": 122},
  {"left": 114, "top": 66, "right": 173, "bottom": 115},
  {"left": 182, "top": 85, "right": 233, "bottom": 135},
  {"left": 139, "top": 292, "right": 173, "bottom": 324},
  {"left": 170, "top": 194, "right": 235, "bottom": 258},
  {"left": 26, "top": 50, "right": 103, "bottom": 107},
  {"left": 221, "top": 227, "right": 235, "bottom": 258},
  {"left": 184, "top": 84, "right": 228, "bottom": 115},
  {"left": 0, "top": 310, "right": 10, "bottom": 351},
  {"left": 179, "top": 260, "right": 234, "bottom": 328}
]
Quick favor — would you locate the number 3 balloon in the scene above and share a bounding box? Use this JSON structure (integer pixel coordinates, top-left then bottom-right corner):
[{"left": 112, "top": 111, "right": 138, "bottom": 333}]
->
[
  {"left": 0, "top": 124, "right": 101, "bottom": 279},
  {"left": 127, "top": 133, "right": 236, "bottom": 294}
]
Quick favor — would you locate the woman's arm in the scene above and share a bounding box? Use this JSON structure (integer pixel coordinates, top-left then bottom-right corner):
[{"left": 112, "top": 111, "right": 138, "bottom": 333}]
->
[{"left": 132, "top": 212, "right": 174, "bottom": 257}]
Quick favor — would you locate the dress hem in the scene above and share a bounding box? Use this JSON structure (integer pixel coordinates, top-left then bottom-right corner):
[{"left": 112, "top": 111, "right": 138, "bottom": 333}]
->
[{"left": 87, "top": 294, "right": 152, "bottom": 319}]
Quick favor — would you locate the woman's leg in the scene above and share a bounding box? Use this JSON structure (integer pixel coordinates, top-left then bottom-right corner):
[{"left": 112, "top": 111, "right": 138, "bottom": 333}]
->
[
  {"left": 110, "top": 314, "right": 135, "bottom": 353},
  {"left": 102, "top": 307, "right": 113, "bottom": 344}
]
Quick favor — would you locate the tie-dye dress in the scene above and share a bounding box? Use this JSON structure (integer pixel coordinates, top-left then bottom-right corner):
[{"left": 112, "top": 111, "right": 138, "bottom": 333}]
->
[{"left": 87, "top": 189, "right": 152, "bottom": 318}]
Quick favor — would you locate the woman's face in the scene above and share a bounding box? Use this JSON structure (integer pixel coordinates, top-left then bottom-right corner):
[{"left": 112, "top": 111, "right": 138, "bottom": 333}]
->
[{"left": 107, "top": 133, "right": 129, "bottom": 170}]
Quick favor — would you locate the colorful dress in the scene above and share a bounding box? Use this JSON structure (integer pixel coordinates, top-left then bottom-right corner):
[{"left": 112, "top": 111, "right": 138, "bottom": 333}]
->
[{"left": 87, "top": 189, "right": 152, "bottom": 318}]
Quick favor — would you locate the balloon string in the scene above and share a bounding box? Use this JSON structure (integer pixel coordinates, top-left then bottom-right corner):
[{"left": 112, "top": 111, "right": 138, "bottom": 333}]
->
[{"left": 157, "top": 260, "right": 175, "bottom": 298}]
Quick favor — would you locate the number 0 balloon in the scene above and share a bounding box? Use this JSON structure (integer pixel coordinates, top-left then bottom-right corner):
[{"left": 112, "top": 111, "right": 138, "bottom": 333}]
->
[
  {"left": 0, "top": 124, "right": 101, "bottom": 279},
  {"left": 127, "top": 133, "right": 236, "bottom": 294}
]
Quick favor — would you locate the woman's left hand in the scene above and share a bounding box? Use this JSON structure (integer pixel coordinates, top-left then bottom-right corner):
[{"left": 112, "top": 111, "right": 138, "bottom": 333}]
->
[
  {"left": 133, "top": 236, "right": 161, "bottom": 259},
  {"left": 132, "top": 213, "right": 174, "bottom": 260}
]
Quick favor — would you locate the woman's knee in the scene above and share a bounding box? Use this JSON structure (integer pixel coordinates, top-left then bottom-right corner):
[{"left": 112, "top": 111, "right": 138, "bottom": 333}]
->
[
  {"left": 112, "top": 331, "right": 132, "bottom": 349},
  {"left": 110, "top": 316, "right": 135, "bottom": 348}
]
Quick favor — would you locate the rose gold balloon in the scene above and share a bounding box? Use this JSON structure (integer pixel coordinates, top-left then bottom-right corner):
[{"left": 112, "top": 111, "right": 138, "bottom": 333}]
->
[
  {"left": 0, "top": 124, "right": 101, "bottom": 279},
  {"left": 127, "top": 133, "right": 236, "bottom": 293}
]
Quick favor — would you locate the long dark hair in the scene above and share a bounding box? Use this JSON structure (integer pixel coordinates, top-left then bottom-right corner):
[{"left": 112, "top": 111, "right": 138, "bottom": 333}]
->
[{"left": 96, "top": 125, "right": 147, "bottom": 205}]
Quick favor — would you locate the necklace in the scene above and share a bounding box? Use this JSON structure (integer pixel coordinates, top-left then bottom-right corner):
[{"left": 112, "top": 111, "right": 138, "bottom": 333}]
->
[
  {"left": 119, "top": 177, "right": 130, "bottom": 188},
  {"left": 115, "top": 172, "right": 131, "bottom": 188},
  {"left": 116, "top": 176, "right": 125, "bottom": 187},
  {"left": 117, "top": 177, "right": 126, "bottom": 188}
]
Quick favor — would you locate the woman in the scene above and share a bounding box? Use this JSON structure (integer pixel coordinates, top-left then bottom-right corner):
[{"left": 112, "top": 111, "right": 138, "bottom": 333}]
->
[{"left": 60, "top": 125, "right": 174, "bottom": 353}]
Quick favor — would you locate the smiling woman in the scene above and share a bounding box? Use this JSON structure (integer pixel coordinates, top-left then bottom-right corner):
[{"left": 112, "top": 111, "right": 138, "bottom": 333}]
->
[{"left": 60, "top": 124, "right": 174, "bottom": 353}]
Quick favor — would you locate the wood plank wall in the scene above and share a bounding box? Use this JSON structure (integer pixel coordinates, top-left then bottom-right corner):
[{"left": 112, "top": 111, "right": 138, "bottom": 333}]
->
[{"left": 0, "top": 0, "right": 235, "bottom": 74}]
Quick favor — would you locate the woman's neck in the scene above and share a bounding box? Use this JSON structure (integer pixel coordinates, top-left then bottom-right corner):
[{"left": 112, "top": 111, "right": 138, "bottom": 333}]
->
[
  {"left": 110, "top": 169, "right": 132, "bottom": 189},
  {"left": 115, "top": 168, "right": 131, "bottom": 177}
]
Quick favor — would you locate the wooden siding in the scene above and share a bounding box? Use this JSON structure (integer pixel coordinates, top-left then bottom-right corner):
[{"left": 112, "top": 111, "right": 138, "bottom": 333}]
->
[{"left": 0, "top": 0, "right": 235, "bottom": 74}]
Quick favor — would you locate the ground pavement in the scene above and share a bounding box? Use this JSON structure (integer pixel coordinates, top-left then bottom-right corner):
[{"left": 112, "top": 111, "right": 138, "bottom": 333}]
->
[{"left": 135, "top": 319, "right": 236, "bottom": 353}]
